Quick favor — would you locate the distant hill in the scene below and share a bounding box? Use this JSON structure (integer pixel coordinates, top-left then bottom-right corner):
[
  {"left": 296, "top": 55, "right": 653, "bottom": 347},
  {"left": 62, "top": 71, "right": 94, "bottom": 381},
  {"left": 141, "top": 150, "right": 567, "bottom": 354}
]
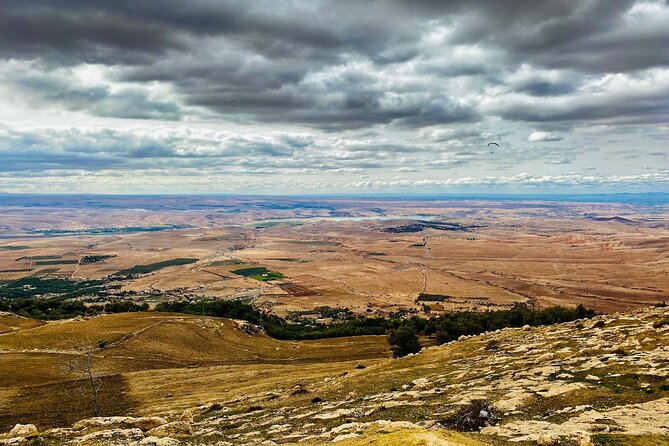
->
[{"left": 588, "top": 215, "right": 637, "bottom": 224}]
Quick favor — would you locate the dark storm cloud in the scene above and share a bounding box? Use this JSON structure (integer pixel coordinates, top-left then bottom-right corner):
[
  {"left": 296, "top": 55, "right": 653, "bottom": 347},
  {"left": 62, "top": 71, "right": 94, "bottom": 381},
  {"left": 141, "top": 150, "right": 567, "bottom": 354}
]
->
[{"left": 1, "top": 1, "right": 668, "bottom": 129}]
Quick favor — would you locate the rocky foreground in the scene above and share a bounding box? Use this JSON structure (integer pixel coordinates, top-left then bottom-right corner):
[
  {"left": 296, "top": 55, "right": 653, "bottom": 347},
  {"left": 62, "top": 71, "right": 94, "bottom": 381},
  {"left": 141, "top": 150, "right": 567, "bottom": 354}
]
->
[{"left": 2, "top": 307, "right": 669, "bottom": 445}]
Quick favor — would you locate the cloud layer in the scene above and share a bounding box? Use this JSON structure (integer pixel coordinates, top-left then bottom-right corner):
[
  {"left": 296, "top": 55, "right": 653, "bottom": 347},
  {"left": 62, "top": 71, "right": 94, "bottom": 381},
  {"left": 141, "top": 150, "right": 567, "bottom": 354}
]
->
[{"left": 0, "top": 0, "right": 667, "bottom": 193}]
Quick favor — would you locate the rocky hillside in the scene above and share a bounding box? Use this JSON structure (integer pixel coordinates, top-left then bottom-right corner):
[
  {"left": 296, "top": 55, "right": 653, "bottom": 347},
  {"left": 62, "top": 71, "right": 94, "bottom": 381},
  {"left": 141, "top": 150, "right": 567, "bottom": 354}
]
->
[{"left": 2, "top": 307, "right": 669, "bottom": 445}]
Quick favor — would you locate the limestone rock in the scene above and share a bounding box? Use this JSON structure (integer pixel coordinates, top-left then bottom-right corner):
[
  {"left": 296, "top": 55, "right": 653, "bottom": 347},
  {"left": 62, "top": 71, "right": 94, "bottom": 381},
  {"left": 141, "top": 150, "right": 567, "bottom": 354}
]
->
[
  {"left": 73, "top": 416, "right": 167, "bottom": 432},
  {"left": 8, "top": 424, "right": 37, "bottom": 437},
  {"left": 77, "top": 428, "right": 145, "bottom": 444},
  {"left": 178, "top": 410, "right": 193, "bottom": 423},
  {"left": 147, "top": 422, "right": 193, "bottom": 438},
  {"left": 139, "top": 437, "right": 181, "bottom": 446},
  {"left": 411, "top": 378, "right": 432, "bottom": 391}
]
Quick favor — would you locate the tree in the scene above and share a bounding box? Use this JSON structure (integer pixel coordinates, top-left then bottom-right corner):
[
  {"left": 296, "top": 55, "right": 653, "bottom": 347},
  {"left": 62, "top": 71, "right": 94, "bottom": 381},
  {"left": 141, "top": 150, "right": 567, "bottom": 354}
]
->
[
  {"left": 66, "top": 350, "right": 103, "bottom": 416},
  {"left": 388, "top": 325, "right": 421, "bottom": 358}
]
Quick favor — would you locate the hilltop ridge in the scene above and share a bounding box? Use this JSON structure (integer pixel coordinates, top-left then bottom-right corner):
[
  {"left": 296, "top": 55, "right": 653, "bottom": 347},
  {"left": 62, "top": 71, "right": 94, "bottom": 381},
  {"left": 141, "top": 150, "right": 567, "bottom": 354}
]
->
[{"left": 1, "top": 307, "right": 668, "bottom": 445}]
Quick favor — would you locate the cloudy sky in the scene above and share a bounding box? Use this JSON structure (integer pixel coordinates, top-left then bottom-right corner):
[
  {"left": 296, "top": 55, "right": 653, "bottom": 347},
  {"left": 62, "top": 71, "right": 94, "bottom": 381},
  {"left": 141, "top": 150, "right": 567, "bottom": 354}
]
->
[{"left": 0, "top": 0, "right": 668, "bottom": 194}]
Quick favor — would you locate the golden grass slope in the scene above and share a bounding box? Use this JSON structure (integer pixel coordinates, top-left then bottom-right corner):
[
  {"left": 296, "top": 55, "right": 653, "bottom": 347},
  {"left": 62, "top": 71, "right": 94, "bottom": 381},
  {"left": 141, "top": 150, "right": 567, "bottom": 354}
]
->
[{"left": 0, "top": 312, "right": 43, "bottom": 334}]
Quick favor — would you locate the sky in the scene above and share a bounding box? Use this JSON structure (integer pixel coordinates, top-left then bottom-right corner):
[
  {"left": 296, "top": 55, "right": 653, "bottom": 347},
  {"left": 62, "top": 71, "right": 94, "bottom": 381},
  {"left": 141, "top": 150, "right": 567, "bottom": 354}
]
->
[{"left": 0, "top": 0, "right": 668, "bottom": 194}]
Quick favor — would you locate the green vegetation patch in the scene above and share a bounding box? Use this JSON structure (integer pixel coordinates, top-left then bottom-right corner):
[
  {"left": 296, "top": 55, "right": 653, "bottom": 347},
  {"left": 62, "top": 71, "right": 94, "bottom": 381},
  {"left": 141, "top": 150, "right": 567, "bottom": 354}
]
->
[
  {"left": 592, "top": 434, "right": 669, "bottom": 446},
  {"left": 17, "top": 255, "right": 62, "bottom": 261},
  {"left": 267, "top": 258, "right": 304, "bottom": 262},
  {"left": 24, "top": 224, "right": 191, "bottom": 236},
  {"left": 416, "top": 293, "right": 451, "bottom": 302},
  {"left": 0, "top": 245, "right": 30, "bottom": 251},
  {"left": 0, "top": 298, "right": 148, "bottom": 320},
  {"left": 232, "top": 266, "right": 270, "bottom": 277},
  {"left": 79, "top": 255, "right": 116, "bottom": 264},
  {"left": 251, "top": 272, "right": 285, "bottom": 281},
  {"left": 0, "top": 277, "right": 110, "bottom": 299},
  {"left": 557, "top": 369, "right": 669, "bottom": 396},
  {"left": 35, "top": 260, "right": 80, "bottom": 266},
  {"left": 113, "top": 258, "right": 198, "bottom": 277},
  {"left": 232, "top": 267, "right": 284, "bottom": 281}
]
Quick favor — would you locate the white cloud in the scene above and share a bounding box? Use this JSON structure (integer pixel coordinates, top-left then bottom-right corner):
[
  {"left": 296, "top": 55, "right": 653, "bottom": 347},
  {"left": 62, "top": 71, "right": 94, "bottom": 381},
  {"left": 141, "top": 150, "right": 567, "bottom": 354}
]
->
[{"left": 528, "top": 132, "right": 563, "bottom": 142}]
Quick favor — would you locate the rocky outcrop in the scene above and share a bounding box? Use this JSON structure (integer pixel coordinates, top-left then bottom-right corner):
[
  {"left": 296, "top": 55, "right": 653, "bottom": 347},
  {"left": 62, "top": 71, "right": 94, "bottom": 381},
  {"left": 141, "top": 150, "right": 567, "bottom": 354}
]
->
[
  {"left": 73, "top": 417, "right": 167, "bottom": 432},
  {"left": 146, "top": 422, "right": 193, "bottom": 438},
  {"left": 7, "top": 425, "right": 36, "bottom": 438}
]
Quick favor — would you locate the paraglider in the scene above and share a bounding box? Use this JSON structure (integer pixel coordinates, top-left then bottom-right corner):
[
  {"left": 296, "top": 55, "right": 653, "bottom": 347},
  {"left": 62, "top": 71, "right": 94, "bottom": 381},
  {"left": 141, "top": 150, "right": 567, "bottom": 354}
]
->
[
  {"left": 230, "top": 100, "right": 238, "bottom": 104},
  {"left": 487, "top": 142, "right": 499, "bottom": 153}
]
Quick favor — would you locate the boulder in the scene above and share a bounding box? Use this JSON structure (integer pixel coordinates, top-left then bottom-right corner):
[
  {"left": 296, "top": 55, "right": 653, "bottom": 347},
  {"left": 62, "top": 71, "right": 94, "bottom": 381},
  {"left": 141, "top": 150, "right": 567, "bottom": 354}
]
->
[
  {"left": 411, "top": 378, "right": 432, "bottom": 391},
  {"left": 73, "top": 416, "right": 167, "bottom": 431},
  {"left": 8, "top": 424, "right": 37, "bottom": 437},
  {"left": 147, "top": 422, "right": 193, "bottom": 438},
  {"left": 332, "top": 433, "right": 360, "bottom": 442},
  {"left": 178, "top": 410, "right": 193, "bottom": 423}
]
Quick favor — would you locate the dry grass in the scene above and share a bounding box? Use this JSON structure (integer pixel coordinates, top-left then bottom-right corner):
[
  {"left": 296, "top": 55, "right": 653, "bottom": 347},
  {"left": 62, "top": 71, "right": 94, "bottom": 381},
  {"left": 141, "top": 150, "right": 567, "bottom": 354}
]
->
[
  {"left": 0, "top": 313, "right": 43, "bottom": 334},
  {"left": 0, "top": 312, "right": 389, "bottom": 429}
]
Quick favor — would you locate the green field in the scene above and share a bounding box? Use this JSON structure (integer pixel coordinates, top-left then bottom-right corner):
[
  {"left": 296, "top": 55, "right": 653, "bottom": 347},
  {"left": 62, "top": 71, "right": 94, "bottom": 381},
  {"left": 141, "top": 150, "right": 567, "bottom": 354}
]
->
[
  {"left": 0, "top": 245, "right": 30, "bottom": 251},
  {"left": 113, "top": 258, "right": 198, "bottom": 277},
  {"left": 35, "top": 260, "right": 79, "bottom": 266},
  {"left": 0, "top": 277, "right": 107, "bottom": 299},
  {"left": 232, "top": 266, "right": 270, "bottom": 277},
  {"left": 17, "top": 255, "right": 62, "bottom": 261},
  {"left": 251, "top": 272, "right": 285, "bottom": 281},
  {"left": 232, "top": 267, "right": 284, "bottom": 281}
]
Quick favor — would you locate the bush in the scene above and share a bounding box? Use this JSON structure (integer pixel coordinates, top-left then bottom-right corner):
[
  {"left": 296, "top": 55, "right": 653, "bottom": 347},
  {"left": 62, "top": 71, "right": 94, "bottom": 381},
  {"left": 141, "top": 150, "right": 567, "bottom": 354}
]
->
[
  {"left": 440, "top": 400, "right": 499, "bottom": 432},
  {"left": 388, "top": 325, "right": 421, "bottom": 358},
  {"left": 484, "top": 339, "right": 501, "bottom": 351},
  {"left": 419, "top": 303, "right": 596, "bottom": 345}
]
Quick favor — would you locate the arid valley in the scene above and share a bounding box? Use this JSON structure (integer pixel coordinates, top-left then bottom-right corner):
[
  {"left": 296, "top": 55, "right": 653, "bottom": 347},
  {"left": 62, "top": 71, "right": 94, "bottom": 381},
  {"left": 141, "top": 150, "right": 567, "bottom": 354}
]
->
[{"left": 2, "top": 195, "right": 668, "bottom": 316}]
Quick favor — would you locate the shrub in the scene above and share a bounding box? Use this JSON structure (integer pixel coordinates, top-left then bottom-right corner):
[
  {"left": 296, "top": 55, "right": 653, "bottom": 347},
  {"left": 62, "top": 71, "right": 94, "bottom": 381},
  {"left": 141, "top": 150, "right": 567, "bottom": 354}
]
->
[
  {"left": 653, "top": 318, "right": 669, "bottom": 329},
  {"left": 484, "top": 339, "right": 501, "bottom": 351}
]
